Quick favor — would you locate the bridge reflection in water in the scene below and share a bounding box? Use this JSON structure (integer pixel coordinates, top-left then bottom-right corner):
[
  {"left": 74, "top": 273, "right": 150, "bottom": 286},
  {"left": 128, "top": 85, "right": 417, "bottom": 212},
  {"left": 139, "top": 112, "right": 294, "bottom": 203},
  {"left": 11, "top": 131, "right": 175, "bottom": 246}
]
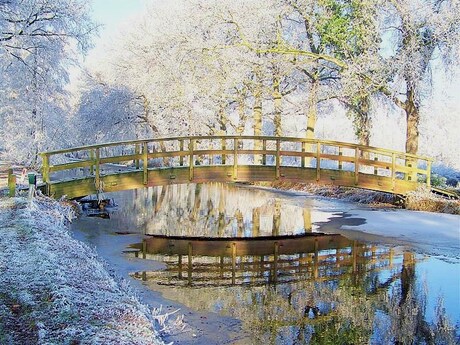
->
[
  {"left": 129, "top": 234, "right": 397, "bottom": 288},
  {"left": 90, "top": 183, "right": 455, "bottom": 344}
]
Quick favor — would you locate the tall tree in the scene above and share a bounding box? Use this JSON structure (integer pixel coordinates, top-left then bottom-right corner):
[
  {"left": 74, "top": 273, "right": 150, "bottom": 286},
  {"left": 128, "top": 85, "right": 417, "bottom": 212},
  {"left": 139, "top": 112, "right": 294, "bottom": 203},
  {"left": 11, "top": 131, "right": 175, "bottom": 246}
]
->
[
  {"left": 383, "top": 0, "right": 460, "bottom": 154},
  {"left": 0, "top": 0, "right": 95, "bottom": 165}
]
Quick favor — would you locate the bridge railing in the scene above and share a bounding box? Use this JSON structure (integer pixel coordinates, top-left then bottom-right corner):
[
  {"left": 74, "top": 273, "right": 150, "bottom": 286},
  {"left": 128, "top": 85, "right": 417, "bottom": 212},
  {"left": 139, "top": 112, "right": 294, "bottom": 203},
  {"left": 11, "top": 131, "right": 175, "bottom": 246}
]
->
[{"left": 39, "top": 136, "right": 432, "bottom": 194}]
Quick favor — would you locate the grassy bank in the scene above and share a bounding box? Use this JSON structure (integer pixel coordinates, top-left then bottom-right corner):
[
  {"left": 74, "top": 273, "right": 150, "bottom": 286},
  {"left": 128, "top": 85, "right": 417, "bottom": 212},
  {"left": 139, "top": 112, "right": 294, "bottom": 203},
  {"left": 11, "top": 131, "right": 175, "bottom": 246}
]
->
[
  {"left": 0, "top": 196, "right": 164, "bottom": 344},
  {"left": 259, "top": 182, "right": 460, "bottom": 214}
]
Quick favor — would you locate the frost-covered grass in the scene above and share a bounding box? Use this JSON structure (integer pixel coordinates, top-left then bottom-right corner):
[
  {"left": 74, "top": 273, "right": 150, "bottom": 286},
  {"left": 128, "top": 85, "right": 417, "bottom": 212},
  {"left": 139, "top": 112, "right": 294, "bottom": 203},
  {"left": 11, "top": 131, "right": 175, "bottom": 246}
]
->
[
  {"left": 264, "top": 181, "right": 398, "bottom": 206},
  {"left": 0, "top": 195, "right": 165, "bottom": 344},
  {"left": 405, "top": 186, "right": 460, "bottom": 215},
  {"left": 260, "top": 182, "right": 460, "bottom": 214}
]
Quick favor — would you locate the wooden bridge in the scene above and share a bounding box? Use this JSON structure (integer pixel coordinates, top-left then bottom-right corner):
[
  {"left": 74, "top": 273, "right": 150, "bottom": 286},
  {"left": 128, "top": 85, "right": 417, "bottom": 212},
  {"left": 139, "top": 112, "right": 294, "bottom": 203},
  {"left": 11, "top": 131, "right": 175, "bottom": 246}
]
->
[{"left": 39, "top": 135, "right": 432, "bottom": 199}]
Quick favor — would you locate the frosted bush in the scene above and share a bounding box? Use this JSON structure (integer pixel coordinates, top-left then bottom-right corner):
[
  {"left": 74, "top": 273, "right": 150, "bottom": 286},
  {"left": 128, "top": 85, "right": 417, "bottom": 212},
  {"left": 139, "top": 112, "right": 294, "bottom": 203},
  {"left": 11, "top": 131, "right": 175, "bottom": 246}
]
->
[{"left": 0, "top": 196, "right": 166, "bottom": 344}]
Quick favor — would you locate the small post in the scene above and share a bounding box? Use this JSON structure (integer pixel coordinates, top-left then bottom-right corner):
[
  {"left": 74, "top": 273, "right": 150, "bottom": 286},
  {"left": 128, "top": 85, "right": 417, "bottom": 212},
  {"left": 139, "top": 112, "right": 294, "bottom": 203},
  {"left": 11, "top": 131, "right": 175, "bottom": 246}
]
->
[
  {"left": 338, "top": 147, "right": 343, "bottom": 170},
  {"left": 391, "top": 153, "right": 396, "bottom": 190},
  {"left": 135, "top": 143, "right": 140, "bottom": 169},
  {"left": 354, "top": 147, "right": 359, "bottom": 185},
  {"left": 301, "top": 141, "right": 306, "bottom": 168},
  {"left": 374, "top": 156, "right": 378, "bottom": 175},
  {"left": 143, "top": 142, "right": 148, "bottom": 185},
  {"left": 316, "top": 142, "right": 321, "bottom": 181},
  {"left": 233, "top": 138, "right": 238, "bottom": 180},
  {"left": 275, "top": 139, "right": 280, "bottom": 179},
  {"left": 221, "top": 139, "right": 226, "bottom": 164},
  {"left": 426, "top": 160, "right": 432, "bottom": 188},
  {"left": 179, "top": 139, "right": 184, "bottom": 166},
  {"left": 7, "top": 168, "right": 16, "bottom": 197},
  {"left": 189, "top": 140, "right": 194, "bottom": 181},
  {"left": 95, "top": 148, "right": 100, "bottom": 190},
  {"left": 262, "top": 139, "right": 267, "bottom": 166}
]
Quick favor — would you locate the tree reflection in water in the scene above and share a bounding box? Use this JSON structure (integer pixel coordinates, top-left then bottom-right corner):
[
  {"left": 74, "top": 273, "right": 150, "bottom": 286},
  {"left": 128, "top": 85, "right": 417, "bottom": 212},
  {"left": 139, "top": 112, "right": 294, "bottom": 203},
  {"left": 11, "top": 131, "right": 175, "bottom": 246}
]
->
[{"left": 118, "top": 184, "right": 458, "bottom": 344}]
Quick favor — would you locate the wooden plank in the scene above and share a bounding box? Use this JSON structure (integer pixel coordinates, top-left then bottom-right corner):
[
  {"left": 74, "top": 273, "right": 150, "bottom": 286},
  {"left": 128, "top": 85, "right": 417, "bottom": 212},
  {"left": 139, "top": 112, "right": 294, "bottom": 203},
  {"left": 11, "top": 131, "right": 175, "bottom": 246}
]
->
[{"left": 49, "top": 160, "right": 95, "bottom": 172}]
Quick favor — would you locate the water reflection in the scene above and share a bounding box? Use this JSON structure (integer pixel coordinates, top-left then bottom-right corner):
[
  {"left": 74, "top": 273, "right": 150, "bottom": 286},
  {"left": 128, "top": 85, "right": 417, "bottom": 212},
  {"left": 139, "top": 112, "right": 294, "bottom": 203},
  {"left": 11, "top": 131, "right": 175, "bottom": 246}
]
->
[
  {"left": 129, "top": 234, "right": 393, "bottom": 288},
  {"left": 112, "top": 183, "right": 317, "bottom": 237},
  {"left": 97, "top": 183, "right": 458, "bottom": 344}
]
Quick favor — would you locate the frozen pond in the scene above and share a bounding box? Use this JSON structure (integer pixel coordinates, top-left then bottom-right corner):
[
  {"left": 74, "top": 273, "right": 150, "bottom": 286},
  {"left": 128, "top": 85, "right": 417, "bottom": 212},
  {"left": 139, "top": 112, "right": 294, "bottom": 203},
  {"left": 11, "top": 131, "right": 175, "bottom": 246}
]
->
[{"left": 72, "top": 183, "right": 460, "bottom": 344}]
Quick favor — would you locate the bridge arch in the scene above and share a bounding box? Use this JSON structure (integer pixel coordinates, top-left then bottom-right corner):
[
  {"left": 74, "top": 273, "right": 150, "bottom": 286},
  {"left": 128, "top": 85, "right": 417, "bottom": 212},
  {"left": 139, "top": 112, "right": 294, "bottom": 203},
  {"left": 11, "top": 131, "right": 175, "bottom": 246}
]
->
[{"left": 39, "top": 136, "right": 432, "bottom": 199}]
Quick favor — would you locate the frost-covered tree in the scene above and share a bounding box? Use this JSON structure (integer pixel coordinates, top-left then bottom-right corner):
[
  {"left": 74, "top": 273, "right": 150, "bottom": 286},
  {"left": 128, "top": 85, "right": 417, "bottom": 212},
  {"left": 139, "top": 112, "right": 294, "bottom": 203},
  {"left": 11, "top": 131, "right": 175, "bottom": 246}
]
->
[
  {"left": 382, "top": 0, "right": 460, "bottom": 155},
  {"left": 0, "top": 0, "right": 95, "bottom": 166}
]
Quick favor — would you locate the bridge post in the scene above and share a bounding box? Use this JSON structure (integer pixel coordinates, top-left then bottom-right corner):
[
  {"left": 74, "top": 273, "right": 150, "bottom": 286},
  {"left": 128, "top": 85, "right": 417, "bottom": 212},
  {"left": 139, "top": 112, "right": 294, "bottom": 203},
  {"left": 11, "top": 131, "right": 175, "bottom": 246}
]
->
[
  {"left": 189, "top": 140, "right": 194, "bottom": 181},
  {"left": 41, "top": 153, "right": 50, "bottom": 195},
  {"left": 354, "top": 147, "right": 359, "bottom": 185},
  {"left": 233, "top": 138, "right": 238, "bottom": 180},
  {"left": 374, "top": 157, "right": 378, "bottom": 175},
  {"left": 142, "top": 142, "right": 148, "bottom": 185}
]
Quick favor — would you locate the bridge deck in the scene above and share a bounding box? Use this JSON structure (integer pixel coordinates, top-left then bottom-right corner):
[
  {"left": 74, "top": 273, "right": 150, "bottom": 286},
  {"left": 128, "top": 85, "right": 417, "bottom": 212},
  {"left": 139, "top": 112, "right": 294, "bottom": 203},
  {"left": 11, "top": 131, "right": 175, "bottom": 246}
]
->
[{"left": 39, "top": 136, "right": 432, "bottom": 199}]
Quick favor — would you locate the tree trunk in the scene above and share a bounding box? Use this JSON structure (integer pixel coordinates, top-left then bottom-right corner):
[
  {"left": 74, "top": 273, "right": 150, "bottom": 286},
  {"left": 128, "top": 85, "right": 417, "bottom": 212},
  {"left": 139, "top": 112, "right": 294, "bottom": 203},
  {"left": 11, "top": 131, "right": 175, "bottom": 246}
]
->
[
  {"left": 405, "top": 86, "right": 419, "bottom": 155},
  {"left": 236, "top": 93, "right": 246, "bottom": 136},
  {"left": 404, "top": 86, "right": 419, "bottom": 181},
  {"left": 217, "top": 101, "right": 228, "bottom": 135},
  {"left": 253, "top": 82, "right": 263, "bottom": 164},
  {"left": 306, "top": 80, "right": 318, "bottom": 139},
  {"left": 356, "top": 96, "right": 371, "bottom": 147},
  {"left": 273, "top": 74, "right": 282, "bottom": 137}
]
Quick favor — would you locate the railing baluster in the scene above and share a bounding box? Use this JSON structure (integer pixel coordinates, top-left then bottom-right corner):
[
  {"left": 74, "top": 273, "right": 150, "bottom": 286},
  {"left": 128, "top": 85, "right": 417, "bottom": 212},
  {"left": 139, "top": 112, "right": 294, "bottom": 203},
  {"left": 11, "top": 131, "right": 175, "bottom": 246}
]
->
[
  {"left": 189, "top": 139, "right": 194, "bottom": 181},
  {"left": 221, "top": 138, "right": 226, "bottom": 165},
  {"left": 374, "top": 156, "right": 378, "bottom": 175},
  {"left": 262, "top": 139, "right": 267, "bottom": 166},
  {"left": 233, "top": 138, "right": 238, "bottom": 180},
  {"left": 143, "top": 142, "right": 148, "bottom": 185},
  {"left": 301, "top": 141, "right": 306, "bottom": 168},
  {"left": 95, "top": 148, "right": 100, "bottom": 190},
  {"left": 179, "top": 139, "right": 184, "bottom": 166},
  {"left": 275, "top": 139, "right": 280, "bottom": 179},
  {"left": 338, "top": 147, "right": 342, "bottom": 170},
  {"left": 426, "top": 160, "right": 431, "bottom": 187},
  {"left": 316, "top": 142, "right": 321, "bottom": 181},
  {"left": 354, "top": 147, "right": 359, "bottom": 185},
  {"left": 90, "top": 149, "right": 95, "bottom": 175},
  {"left": 135, "top": 143, "right": 140, "bottom": 169},
  {"left": 391, "top": 153, "right": 396, "bottom": 190}
]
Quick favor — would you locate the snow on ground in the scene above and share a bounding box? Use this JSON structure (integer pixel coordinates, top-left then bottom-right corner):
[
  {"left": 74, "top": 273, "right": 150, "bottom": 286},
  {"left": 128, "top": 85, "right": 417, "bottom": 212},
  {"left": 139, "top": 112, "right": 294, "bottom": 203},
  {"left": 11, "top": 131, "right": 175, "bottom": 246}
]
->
[
  {"left": 0, "top": 196, "right": 165, "bottom": 344},
  {"left": 329, "top": 208, "right": 460, "bottom": 258}
]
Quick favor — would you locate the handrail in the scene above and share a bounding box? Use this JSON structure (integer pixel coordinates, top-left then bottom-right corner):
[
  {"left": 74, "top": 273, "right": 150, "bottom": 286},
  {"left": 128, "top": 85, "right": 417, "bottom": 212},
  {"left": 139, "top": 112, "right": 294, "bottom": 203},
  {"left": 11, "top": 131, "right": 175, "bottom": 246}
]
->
[
  {"left": 40, "top": 135, "right": 433, "bottom": 161},
  {"left": 39, "top": 135, "right": 433, "bottom": 198}
]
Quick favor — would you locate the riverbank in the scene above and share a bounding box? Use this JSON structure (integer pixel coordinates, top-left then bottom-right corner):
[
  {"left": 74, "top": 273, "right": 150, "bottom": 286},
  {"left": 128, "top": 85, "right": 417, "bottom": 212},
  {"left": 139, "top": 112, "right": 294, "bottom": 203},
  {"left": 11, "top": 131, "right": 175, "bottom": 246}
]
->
[
  {"left": 0, "top": 196, "right": 164, "bottom": 344},
  {"left": 258, "top": 181, "right": 460, "bottom": 214}
]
